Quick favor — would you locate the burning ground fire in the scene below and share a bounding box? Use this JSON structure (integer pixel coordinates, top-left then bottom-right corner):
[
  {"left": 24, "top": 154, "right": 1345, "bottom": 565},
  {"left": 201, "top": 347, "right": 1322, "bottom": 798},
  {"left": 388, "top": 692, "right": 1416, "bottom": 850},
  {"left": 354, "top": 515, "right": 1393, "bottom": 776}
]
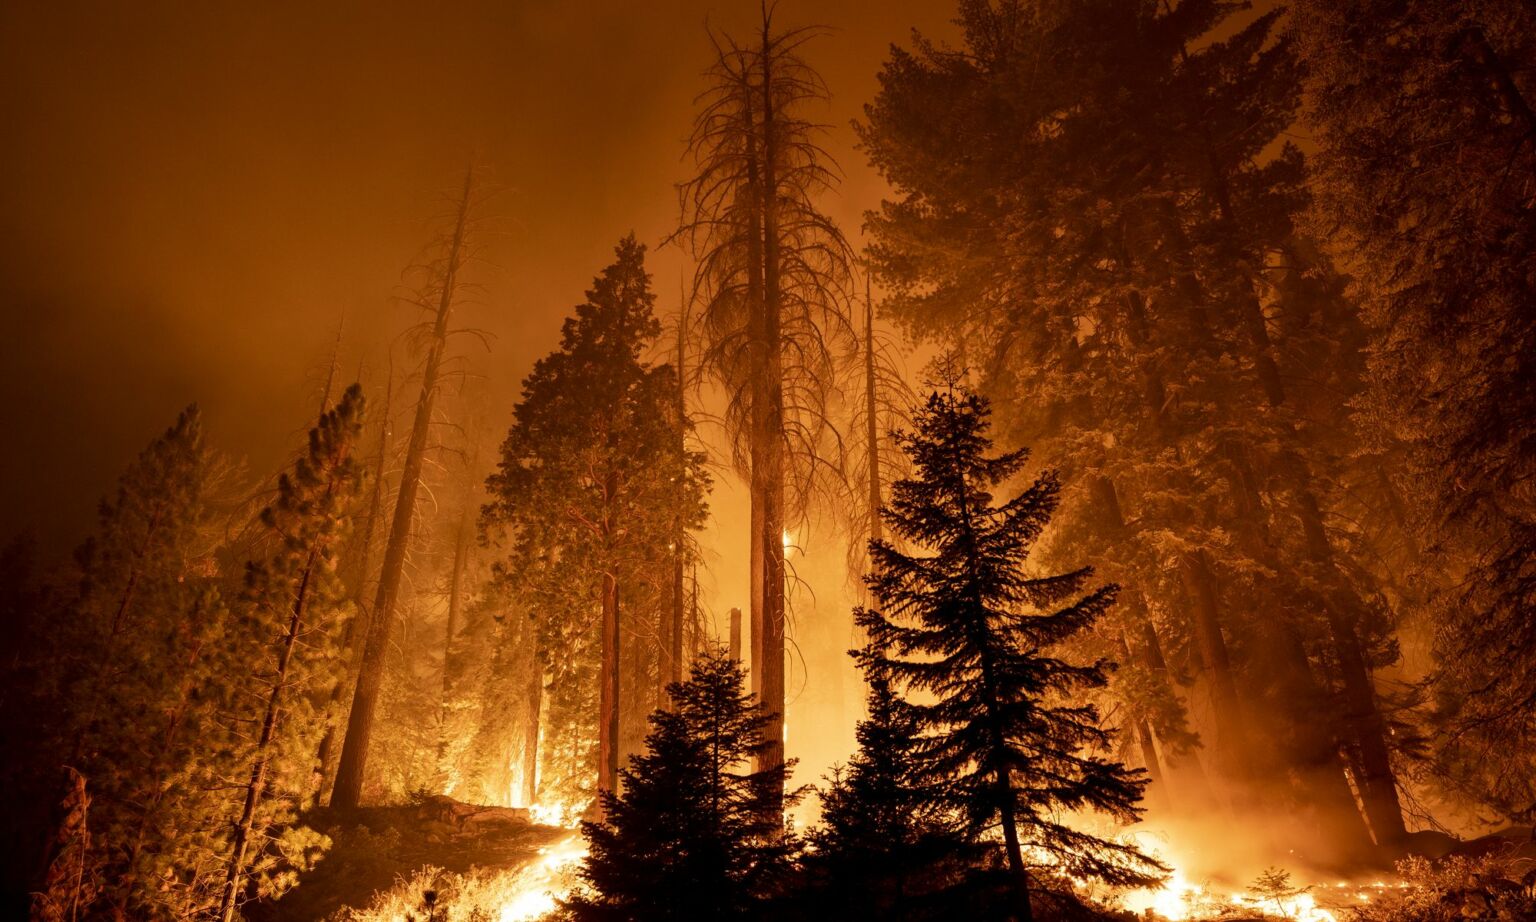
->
[
  {"left": 1110, "top": 832, "right": 1408, "bottom": 921},
  {"left": 337, "top": 803, "right": 587, "bottom": 922},
  {"left": 494, "top": 832, "right": 588, "bottom": 922},
  {"left": 343, "top": 809, "right": 1428, "bottom": 922}
]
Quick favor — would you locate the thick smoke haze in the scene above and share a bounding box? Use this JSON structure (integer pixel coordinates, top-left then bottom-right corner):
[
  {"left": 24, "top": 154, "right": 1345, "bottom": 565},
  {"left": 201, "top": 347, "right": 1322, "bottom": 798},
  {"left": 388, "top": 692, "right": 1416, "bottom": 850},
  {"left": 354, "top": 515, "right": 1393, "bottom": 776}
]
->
[{"left": 0, "top": 0, "right": 951, "bottom": 554}]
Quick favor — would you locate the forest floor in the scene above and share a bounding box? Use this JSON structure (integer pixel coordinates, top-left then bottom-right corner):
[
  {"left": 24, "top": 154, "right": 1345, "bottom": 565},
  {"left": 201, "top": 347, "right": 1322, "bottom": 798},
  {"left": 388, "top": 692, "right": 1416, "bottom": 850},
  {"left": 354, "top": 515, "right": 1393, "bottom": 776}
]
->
[{"left": 247, "top": 796, "right": 570, "bottom": 921}]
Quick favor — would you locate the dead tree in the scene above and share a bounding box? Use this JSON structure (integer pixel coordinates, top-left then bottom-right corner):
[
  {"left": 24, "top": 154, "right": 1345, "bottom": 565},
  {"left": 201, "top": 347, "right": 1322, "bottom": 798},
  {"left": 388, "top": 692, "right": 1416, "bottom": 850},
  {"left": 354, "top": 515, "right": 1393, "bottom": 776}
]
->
[
  {"left": 332, "top": 170, "right": 481, "bottom": 810},
  {"left": 675, "top": 6, "right": 855, "bottom": 817}
]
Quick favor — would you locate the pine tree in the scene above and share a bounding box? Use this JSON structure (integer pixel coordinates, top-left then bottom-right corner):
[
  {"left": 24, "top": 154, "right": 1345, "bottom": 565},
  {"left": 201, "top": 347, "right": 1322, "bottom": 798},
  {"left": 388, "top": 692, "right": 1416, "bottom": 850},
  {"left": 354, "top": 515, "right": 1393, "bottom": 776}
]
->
[
  {"left": 565, "top": 649, "right": 795, "bottom": 922},
  {"left": 38, "top": 406, "right": 243, "bottom": 918},
  {"left": 858, "top": 377, "right": 1162, "bottom": 921},
  {"left": 1293, "top": 0, "right": 1536, "bottom": 821},
  {"left": 484, "top": 235, "right": 707, "bottom": 810},
  {"left": 334, "top": 170, "right": 479, "bottom": 810},
  {"left": 805, "top": 675, "right": 982, "bottom": 920},
  {"left": 217, "top": 384, "right": 366, "bottom": 921},
  {"left": 676, "top": 6, "right": 857, "bottom": 804}
]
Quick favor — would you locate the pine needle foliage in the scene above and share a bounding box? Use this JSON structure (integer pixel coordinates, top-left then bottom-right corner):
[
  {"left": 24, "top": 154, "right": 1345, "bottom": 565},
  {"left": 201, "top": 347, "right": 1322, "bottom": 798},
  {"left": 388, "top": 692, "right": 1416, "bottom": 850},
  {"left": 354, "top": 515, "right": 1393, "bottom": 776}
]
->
[
  {"left": 857, "top": 376, "right": 1163, "bottom": 917},
  {"left": 565, "top": 649, "right": 795, "bottom": 922},
  {"left": 805, "top": 676, "right": 987, "bottom": 920}
]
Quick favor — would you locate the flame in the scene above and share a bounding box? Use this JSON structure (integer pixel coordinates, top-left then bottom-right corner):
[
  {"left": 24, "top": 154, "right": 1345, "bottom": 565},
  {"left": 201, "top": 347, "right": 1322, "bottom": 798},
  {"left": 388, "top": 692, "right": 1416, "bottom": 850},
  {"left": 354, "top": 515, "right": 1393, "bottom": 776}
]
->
[
  {"left": 496, "top": 832, "right": 588, "bottom": 922},
  {"left": 528, "top": 799, "right": 580, "bottom": 828},
  {"left": 1116, "top": 833, "right": 1338, "bottom": 922}
]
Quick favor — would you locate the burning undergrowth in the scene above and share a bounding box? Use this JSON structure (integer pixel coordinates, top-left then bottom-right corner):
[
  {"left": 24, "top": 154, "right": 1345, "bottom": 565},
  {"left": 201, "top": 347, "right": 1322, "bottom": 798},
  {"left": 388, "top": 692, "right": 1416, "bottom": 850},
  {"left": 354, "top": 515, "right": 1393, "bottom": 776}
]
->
[
  {"left": 325, "top": 833, "right": 586, "bottom": 922},
  {"left": 1087, "top": 823, "right": 1536, "bottom": 922},
  {"left": 241, "top": 797, "right": 575, "bottom": 922}
]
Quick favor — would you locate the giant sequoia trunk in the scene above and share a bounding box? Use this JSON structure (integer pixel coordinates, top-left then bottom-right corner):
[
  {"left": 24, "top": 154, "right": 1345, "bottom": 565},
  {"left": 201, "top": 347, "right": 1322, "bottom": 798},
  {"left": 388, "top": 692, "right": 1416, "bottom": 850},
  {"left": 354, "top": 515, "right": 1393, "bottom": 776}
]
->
[
  {"left": 598, "top": 570, "right": 620, "bottom": 799},
  {"left": 332, "top": 172, "right": 472, "bottom": 810}
]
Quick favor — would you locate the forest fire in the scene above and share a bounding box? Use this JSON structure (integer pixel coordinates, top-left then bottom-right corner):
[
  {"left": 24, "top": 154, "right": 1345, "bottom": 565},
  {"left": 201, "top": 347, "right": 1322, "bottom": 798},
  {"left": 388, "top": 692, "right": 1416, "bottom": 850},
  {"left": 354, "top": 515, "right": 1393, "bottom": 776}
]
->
[
  {"left": 494, "top": 834, "right": 588, "bottom": 922},
  {"left": 4, "top": 1, "right": 1536, "bottom": 921}
]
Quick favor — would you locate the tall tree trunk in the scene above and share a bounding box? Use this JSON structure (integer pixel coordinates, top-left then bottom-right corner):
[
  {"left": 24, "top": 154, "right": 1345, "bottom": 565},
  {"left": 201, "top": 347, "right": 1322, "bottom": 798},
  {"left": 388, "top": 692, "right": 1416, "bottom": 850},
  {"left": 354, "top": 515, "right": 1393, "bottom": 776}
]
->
[
  {"left": 753, "top": 10, "right": 787, "bottom": 812},
  {"left": 864, "top": 274, "right": 884, "bottom": 550},
  {"left": 1234, "top": 270, "right": 1407, "bottom": 845},
  {"left": 598, "top": 572, "right": 620, "bottom": 799},
  {"left": 666, "top": 312, "right": 688, "bottom": 692},
  {"left": 436, "top": 502, "right": 472, "bottom": 779},
  {"left": 1270, "top": 623, "right": 1378, "bottom": 862},
  {"left": 1182, "top": 51, "right": 1408, "bottom": 839},
  {"left": 996, "top": 766, "right": 1034, "bottom": 922},
  {"left": 332, "top": 171, "right": 472, "bottom": 810},
  {"left": 1116, "top": 631, "right": 1169, "bottom": 812},
  {"left": 729, "top": 607, "right": 742, "bottom": 662},
  {"left": 316, "top": 371, "right": 391, "bottom": 800},
  {"left": 218, "top": 555, "right": 316, "bottom": 922},
  {"left": 1137, "top": 620, "right": 1221, "bottom": 810},
  {"left": 522, "top": 644, "right": 543, "bottom": 808},
  {"left": 1178, "top": 549, "right": 1248, "bottom": 777}
]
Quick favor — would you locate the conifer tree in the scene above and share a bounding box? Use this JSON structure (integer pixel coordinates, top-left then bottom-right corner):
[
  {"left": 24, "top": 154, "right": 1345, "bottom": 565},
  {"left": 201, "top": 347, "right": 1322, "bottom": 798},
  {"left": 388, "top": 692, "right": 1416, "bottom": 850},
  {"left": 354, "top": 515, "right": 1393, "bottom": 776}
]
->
[
  {"left": 217, "top": 384, "right": 366, "bottom": 922},
  {"left": 485, "top": 235, "right": 707, "bottom": 808},
  {"left": 40, "top": 406, "right": 242, "bottom": 918},
  {"left": 1294, "top": 0, "right": 1536, "bottom": 820},
  {"left": 858, "top": 377, "right": 1161, "bottom": 921},
  {"left": 565, "top": 649, "right": 795, "bottom": 922},
  {"left": 677, "top": 6, "right": 857, "bottom": 800},
  {"left": 334, "top": 170, "right": 479, "bottom": 810},
  {"left": 805, "top": 675, "right": 981, "bottom": 920}
]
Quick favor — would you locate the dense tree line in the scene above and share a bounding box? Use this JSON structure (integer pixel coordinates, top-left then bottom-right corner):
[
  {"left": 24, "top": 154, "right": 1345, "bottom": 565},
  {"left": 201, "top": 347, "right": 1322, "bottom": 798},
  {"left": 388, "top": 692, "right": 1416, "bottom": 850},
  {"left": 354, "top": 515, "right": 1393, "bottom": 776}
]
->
[
  {"left": 2, "top": 0, "right": 1534, "bottom": 918},
  {"left": 862, "top": 0, "right": 1536, "bottom": 854},
  {"left": 3, "top": 389, "right": 366, "bottom": 919},
  {"left": 481, "top": 235, "right": 708, "bottom": 812},
  {"left": 566, "top": 382, "right": 1159, "bottom": 922}
]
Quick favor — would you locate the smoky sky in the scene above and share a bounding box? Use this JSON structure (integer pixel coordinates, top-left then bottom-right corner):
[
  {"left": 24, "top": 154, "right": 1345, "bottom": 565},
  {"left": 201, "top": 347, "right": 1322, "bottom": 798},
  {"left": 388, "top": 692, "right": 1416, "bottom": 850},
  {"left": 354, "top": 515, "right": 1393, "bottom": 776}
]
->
[{"left": 0, "top": 0, "right": 956, "bottom": 554}]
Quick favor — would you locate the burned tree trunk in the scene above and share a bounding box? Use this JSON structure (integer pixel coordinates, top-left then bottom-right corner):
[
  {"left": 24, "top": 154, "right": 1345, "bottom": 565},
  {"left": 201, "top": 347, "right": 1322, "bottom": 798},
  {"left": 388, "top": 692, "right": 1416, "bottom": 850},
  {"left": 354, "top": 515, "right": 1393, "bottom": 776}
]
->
[
  {"left": 332, "top": 171, "right": 473, "bottom": 810},
  {"left": 315, "top": 370, "right": 391, "bottom": 800},
  {"left": 863, "top": 278, "right": 884, "bottom": 550},
  {"left": 435, "top": 501, "right": 472, "bottom": 777},
  {"left": 677, "top": 9, "right": 855, "bottom": 825},
  {"left": 522, "top": 645, "right": 543, "bottom": 808}
]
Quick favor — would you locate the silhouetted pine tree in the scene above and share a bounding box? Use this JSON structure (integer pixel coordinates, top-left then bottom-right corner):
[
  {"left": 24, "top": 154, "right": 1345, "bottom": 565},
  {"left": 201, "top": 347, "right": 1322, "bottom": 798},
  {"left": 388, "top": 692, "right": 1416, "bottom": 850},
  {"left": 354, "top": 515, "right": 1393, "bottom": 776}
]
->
[
  {"left": 858, "top": 377, "right": 1162, "bottom": 922},
  {"left": 565, "top": 649, "right": 795, "bottom": 922},
  {"left": 804, "top": 674, "right": 986, "bottom": 920}
]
